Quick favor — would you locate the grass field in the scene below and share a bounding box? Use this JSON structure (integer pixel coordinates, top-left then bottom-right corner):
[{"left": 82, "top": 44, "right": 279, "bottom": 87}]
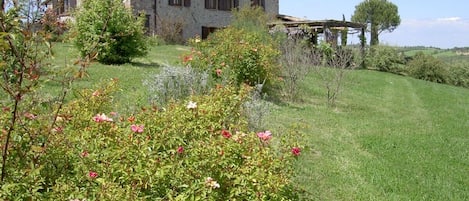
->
[
  {"left": 400, "top": 46, "right": 469, "bottom": 63},
  {"left": 268, "top": 70, "right": 469, "bottom": 200},
  {"left": 45, "top": 44, "right": 469, "bottom": 200}
]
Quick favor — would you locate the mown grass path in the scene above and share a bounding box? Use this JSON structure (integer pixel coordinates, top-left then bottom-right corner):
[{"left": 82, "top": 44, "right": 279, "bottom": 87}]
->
[{"left": 268, "top": 70, "right": 469, "bottom": 200}]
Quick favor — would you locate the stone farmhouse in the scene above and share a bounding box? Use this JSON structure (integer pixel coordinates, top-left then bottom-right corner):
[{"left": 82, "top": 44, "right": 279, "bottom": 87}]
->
[{"left": 46, "top": 0, "right": 279, "bottom": 40}]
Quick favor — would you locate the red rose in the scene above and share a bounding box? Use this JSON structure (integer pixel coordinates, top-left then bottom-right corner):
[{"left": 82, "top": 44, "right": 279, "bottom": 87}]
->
[
  {"left": 291, "top": 147, "right": 301, "bottom": 156},
  {"left": 221, "top": 129, "right": 232, "bottom": 139},
  {"left": 177, "top": 146, "right": 184, "bottom": 154}
]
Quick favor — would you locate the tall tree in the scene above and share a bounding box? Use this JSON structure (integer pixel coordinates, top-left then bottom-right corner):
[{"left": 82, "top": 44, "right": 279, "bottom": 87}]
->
[
  {"left": 351, "top": 0, "right": 400, "bottom": 46},
  {"left": 341, "top": 14, "right": 348, "bottom": 46}
]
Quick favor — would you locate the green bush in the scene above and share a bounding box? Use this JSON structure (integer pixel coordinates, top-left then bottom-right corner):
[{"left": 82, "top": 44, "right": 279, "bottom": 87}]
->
[
  {"left": 366, "top": 45, "right": 405, "bottom": 74},
  {"left": 71, "top": 0, "right": 148, "bottom": 64},
  {"left": 185, "top": 7, "right": 280, "bottom": 90},
  {"left": 407, "top": 52, "right": 449, "bottom": 84},
  {"left": 448, "top": 61, "right": 469, "bottom": 88}
]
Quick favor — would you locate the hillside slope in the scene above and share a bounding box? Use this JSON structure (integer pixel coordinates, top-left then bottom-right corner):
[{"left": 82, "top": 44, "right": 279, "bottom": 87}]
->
[{"left": 268, "top": 70, "right": 469, "bottom": 200}]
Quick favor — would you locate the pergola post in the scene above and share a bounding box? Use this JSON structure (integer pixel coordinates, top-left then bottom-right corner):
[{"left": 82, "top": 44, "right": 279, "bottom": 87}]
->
[{"left": 360, "top": 27, "right": 366, "bottom": 68}]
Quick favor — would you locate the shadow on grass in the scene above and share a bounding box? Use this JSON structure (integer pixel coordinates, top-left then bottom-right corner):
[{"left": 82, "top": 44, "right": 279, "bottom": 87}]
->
[{"left": 130, "top": 61, "right": 162, "bottom": 69}]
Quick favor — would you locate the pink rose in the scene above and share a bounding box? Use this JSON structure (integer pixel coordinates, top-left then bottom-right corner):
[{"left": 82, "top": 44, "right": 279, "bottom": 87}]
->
[
  {"left": 257, "top": 130, "right": 272, "bottom": 142},
  {"left": 131, "top": 124, "right": 144, "bottom": 133},
  {"left": 88, "top": 171, "right": 98, "bottom": 178}
]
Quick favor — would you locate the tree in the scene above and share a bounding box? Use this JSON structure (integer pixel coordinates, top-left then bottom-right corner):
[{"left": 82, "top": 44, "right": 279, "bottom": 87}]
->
[
  {"left": 341, "top": 14, "right": 348, "bottom": 46},
  {"left": 351, "top": 0, "right": 400, "bottom": 46},
  {"left": 71, "top": 0, "right": 148, "bottom": 64}
]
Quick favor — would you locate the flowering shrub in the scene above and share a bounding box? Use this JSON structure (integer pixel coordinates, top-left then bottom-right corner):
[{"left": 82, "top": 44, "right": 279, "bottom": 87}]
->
[
  {"left": 186, "top": 28, "right": 280, "bottom": 88},
  {"left": 0, "top": 79, "right": 303, "bottom": 200}
]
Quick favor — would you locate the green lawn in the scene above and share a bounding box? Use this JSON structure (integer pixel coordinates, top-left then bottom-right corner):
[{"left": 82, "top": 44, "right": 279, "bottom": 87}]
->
[
  {"left": 45, "top": 44, "right": 469, "bottom": 200},
  {"left": 268, "top": 70, "right": 469, "bottom": 200},
  {"left": 46, "top": 43, "right": 190, "bottom": 113}
]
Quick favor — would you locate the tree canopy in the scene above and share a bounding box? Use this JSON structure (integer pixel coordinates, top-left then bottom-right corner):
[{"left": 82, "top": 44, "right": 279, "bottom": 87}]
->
[{"left": 352, "top": 0, "right": 400, "bottom": 46}]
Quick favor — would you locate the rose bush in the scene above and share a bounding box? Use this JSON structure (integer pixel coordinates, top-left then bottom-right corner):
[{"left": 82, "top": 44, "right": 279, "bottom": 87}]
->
[
  {"left": 1, "top": 79, "right": 302, "bottom": 200},
  {"left": 184, "top": 7, "right": 280, "bottom": 91}
]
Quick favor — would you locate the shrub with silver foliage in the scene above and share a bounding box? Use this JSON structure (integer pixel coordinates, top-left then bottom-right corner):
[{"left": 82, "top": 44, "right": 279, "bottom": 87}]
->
[
  {"left": 144, "top": 65, "right": 210, "bottom": 106},
  {"left": 243, "top": 82, "right": 272, "bottom": 131}
]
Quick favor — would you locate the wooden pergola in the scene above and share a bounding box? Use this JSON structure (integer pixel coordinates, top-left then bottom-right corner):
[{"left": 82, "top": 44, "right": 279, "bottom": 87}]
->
[{"left": 271, "top": 15, "right": 366, "bottom": 50}]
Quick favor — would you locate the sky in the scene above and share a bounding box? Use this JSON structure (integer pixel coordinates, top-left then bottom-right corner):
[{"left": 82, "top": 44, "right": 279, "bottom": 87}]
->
[{"left": 279, "top": 0, "right": 469, "bottom": 48}]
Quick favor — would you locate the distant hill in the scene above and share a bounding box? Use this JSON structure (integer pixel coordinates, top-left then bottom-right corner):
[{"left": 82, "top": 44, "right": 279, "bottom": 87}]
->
[{"left": 398, "top": 46, "right": 469, "bottom": 63}]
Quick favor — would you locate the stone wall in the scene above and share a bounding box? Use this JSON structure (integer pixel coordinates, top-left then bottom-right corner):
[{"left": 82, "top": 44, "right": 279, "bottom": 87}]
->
[
  {"left": 51, "top": 0, "right": 279, "bottom": 40},
  {"left": 131, "top": 0, "right": 279, "bottom": 40}
]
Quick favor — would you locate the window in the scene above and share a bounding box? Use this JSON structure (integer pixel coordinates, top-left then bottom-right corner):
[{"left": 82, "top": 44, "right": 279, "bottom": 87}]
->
[
  {"left": 169, "top": 0, "right": 182, "bottom": 6},
  {"left": 205, "top": 0, "right": 216, "bottom": 9},
  {"left": 202, "top": 26, "right": 218, "bottom": 39},
  {"left": 251, "top": 0, "right": 265, "bottom": 9},
  {"left": 56, "top": 0, "right": 66, "bottom": 15},
  {"left": 206, "top": 0, "right": 238, "bottom": 10},
  {"left": 184, "top": 0, "right": 191, "bottom": 7},
  {"left": 218, "top": 0, "right": 232, "bottom": 11},
  {"left": 144, "top": 14, "right": 151, "bottom": 29},
  {"left": 69, "top": 0, "right": 76, "bottom": 8}
]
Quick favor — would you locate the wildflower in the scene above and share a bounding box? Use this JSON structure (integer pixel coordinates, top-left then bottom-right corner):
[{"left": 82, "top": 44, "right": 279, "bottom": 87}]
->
[
  {"left": 88, "top": 171, "right": 98, "bottom": 179},
  {"left": 131, "top": 124, "right": 144, "bottom": 133},
  {"left": 92, "top": 113, "right": 113, "bottom": 123},
  {"left": 205, "top": 177, "right": 220, "bottom": 189},
  {"left": 187, "top": 101, "right": 197, "bottom": 109},
  {"left": 291, "top": 147, "right": 301, "bottom": 156},
  {"left": 177, "top": 146, "right": 184, "bottom": 154},
  {"left": 221, "top": 129, "right": 232, "bottom": 139},
  {"left": 257, "top": 130, "right": 272, "bottom": 142},
  {"left": 215, "top": 69, "right": 222, "bottom": 77}
]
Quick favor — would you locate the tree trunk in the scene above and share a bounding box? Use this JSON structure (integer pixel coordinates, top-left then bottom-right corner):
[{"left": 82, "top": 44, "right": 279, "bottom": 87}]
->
[
  {"left": 370, "top": 23, "right": 379, "bottom": 46},
  {"left": 0, "top": 0, "right": 4, "bottom": 12}
]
